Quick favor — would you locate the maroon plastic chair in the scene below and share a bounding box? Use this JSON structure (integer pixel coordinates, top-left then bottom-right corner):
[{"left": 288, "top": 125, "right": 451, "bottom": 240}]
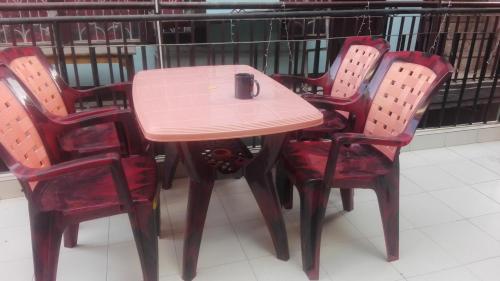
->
[
  {"left": 0, "top": 66, "right": 158, "bottom": 281},
  {"left": 276, "top": 52, "right": 453, "bottom": 280},
  {"left": 0, "top": 46, "right": 138, "bottom": 157},
  {"left": 272, "top": 36, "right": 390, "bottom": 139}
]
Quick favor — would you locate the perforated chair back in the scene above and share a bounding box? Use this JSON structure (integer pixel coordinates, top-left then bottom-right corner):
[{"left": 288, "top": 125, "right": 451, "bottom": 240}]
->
[
  {"left": 363, "top": 52, "right": 453, "bottom": 160},
  {"left": 0, "top": 47, "right": 68, "bottom": 116},
  {"left": 0, "top": 76, "right": 51, "bottom": 171},
  {"left": 326, "top": 36, "right": 389, "bottom": 99}
]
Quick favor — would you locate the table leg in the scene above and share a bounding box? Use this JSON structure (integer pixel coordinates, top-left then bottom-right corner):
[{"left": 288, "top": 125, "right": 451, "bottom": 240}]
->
[
  {"left": 244, "top": 133, "right": 290, "bottom": 261},
  {"left": 178, "top": 142, "right": 217, "bottom": 281},
  {"left": 162, "top": 143, "right": 179, "bottom": 190}
]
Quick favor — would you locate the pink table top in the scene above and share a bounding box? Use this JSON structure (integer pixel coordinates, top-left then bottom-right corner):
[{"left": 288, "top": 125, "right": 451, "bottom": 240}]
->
[{"left": 132, "top": 65, "right": 323, "bottom": 142}]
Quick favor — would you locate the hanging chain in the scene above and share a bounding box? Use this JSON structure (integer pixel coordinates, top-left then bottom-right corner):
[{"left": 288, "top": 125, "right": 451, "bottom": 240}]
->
[
  {"left": 263, "top": 19, "right": 273, "bottom": 73},
  {"left": 282, "top": 1, "right": 295, "bottom": 73},
  {"left": 230, "top": 9, "right": 245, "bottom": 43},
  {"left": 486, "top": 36, "right": 500, "bottom": 65},
  {"left": 357, "top": 1, "right": 372, "bottom": 36},
  {"left": 428, "top": 0, "right": 452, "bottom": 54}
]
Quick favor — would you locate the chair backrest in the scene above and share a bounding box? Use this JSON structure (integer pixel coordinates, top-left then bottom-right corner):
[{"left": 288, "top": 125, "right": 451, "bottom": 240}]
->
[
  {"left": 326, "top": 36, "right": 389, "bottom": 99},
  {"left": 0, "top": 69, "right": 52, "bottom": 172},
  {"left": 362, "top": 52, "right": 453, "bottom": 161},
  {"left": 0, "top": 47, "right": 69, "bottom": 116}
]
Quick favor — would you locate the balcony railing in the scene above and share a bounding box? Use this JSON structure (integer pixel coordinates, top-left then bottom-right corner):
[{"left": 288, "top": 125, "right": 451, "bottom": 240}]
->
[{"left": 0, "top": 1, "right": 499, "bottom": 129}]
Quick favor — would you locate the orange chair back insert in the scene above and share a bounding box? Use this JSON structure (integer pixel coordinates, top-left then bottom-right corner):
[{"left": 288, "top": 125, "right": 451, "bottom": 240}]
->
[
  {"left": 0, "top": 81, "right": 50, "bottom": 171},
  {"left": 8, "top": 55, "right": 68, "bottom": 116},
  {"left": 330, "top": 44, "right": 382, "bottom": 99}
]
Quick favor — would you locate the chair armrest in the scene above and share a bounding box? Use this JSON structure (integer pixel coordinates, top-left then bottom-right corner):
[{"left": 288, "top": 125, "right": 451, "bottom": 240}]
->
[
  {"left": 322, "top": 132, "right": 412, "bottom": 187},
  {"left": 14, "top": 153, "right": 120, "bottom": 182},
  {"left": 56, "top": 109, "right": 145, "bottom": 155},
  {"left": 331, "top": 132, "right": 412, "bottom": 147},
  {"left": 56, "top": 107, "right": 120, "bottom": 121},
  {"left": 73, "top": 82, "right": 132, "bottom": 99},
  {"left": 271, "top": 74, "right": 324, "bottom": 87},
  {"left": 14, "top": 153, "right": 134, "bottom": 211},
  {"left": 63, "top": 83, "right": 132, "bottom": 109},
  {"left": 302, "top": 94, "right": 361, "bottom": 112}
]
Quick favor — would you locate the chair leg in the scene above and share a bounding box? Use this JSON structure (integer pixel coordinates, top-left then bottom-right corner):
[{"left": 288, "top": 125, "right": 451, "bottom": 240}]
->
[
  {"left": 29, "top": 209, "right": 64, "bottom": 281},
  {"left": 128, "top": 203, "right": 159, "bottom": 281},
  {"left": 63, "top": 224, "right": 79, "bottom": 248},
  {"left": 182, "top": 179, "right": 215, "bottom": 281},
  {"left": 340, "top": 189, "right": 354, "bottom": 212},
  {"left": 162, "top": 143, "right": 179, "bottom": 190},
  {"left": 276, "top": 161, "right": 293, "bottom": 209},
  {"left": 374, "top": 169, "right": 400, "bottom": 262},
  {"left": 298, "top": 183, "right": 330, "bottom": 280}
]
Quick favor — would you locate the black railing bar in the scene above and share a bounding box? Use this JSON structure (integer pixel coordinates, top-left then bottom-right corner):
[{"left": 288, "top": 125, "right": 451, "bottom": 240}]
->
[
  {"left": 1, "top": 1, "right": 498, "bottom": 11},
  {"left": 5, "top": 33, "right": 495, "bottom": 49},
  {"left": 1, "top": 8, "right": 499, "bottom": 24}
]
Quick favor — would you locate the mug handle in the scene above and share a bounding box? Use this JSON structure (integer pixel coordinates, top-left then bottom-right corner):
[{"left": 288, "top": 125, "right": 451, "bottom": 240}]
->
[{"left": 253, "top": 80, "right": 260, "bottom": 97}]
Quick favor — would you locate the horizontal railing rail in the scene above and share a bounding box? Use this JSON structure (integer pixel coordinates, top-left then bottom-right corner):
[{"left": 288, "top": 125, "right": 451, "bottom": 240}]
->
[
  {"left": 0, "top": 1, "right": 499, "bottom": 11},
  {"left": 1, "top": 8, "right": 500, "bottom": 24}
]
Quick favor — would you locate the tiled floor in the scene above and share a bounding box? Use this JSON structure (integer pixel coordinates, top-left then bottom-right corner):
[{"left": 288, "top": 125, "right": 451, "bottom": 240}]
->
[{"left": 2, "top": 141, "right": 500, "bottom": 281}]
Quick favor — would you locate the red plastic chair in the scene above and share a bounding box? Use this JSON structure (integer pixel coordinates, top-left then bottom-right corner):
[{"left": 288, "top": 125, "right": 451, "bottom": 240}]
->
[
  {"left": 276, "top": 52, "right": 453, "bottom": 280},
  {"left": 0, "top": 66, "right": 158, "bottom": 281},
  {"left": 272, "top": 36, "right": 390, "bottom": 139},
  {"left": 0, "top": 46, "right": 137, "bottom": 157}
]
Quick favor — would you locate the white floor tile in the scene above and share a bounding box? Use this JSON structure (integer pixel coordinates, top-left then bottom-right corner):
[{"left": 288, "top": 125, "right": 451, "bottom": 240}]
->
[
  {"left": 322, "top": 207, "right": 365, "bottom": 244},
  {"left": 406, "top": 267, "right": 480, "bottom": 281},
  {"left": 0, "top": 197, "right": 29, "bottom": 229},
  {"left": 166, "top": 187, "right": 230, "bottom": 233},
  {"left": 107, "top": 238, "right": 178, "bottom": 281},
  {"left": 214, "top": 178, "right": 252, "bottom": 196},
  {"left": 431, "top": 187, "right": 500, "bottom": 218},
  {"left": 399, "top": 152, "right": 431, "bottom": 170},
  {"left": 173, "top": 225, "right": 247, "bottom": 270},
  {"left": 108, "top": 214, "right": 134, "bottom": 244},
  {"left": 369, "top": 230, "right": 459, "bottom": 278},
  {"left": 472, "top": 180, "right": 500, "bottom": 204},
  {"left": 401, "top": 193, "right": 462, "bottom": 227},
  {"left": 0, "top": 258, "right": 33, "bottom": 281},
  {"left": 412, "top": 148, "right": 465, "bottom": 165},
  {"left": 234, "top": 218, "right": 292, "bottom": 259},
  {"left": 320, "top": 239, "right": 402, "bottom": 281},
  {"left": 467, "top": 257, "right": 500, "bottom": 281},
  {"left": 218, "top": 191, "right": 263, "bottom": 224},
  {"left": 107, "top": 241, "right": 142, "bottom": 281},
  {"left": 160, "top": 262, "right": 259, "bottom": 281},
  {"left": 344, "top": 200, "right": 413, "bottom": 238},
  {"left": 0, "top": 226, "right": 32, "bottom": 262},
  {"left": 58, "top": 245, "right": 107, "bottom": 281},
  {"left": 447, "top": 143, "right": 493, "bottom": 159},
  {"left": 61, "top": 218, "right": 109, "bottom": 250},
  {"left": 472, "top": 156, "right": 500, "bottom": 175},
  {"left": 352, "top": 188, "right": 378, "bottom": 203},
  {"left": 420, "top": 221, "right": 500, "bottom": 264},
  {"left": 250, "top": 251, "right": 331, "bottom": 281},
  {"left": 439, "top": 160, "right": 500, "bottom": 185},
  {"left": 402, "top": 166, "right": 466, "bottom": 191},
  {"left": 400, "top": 176, "right": 425, "bottom": 196},
  {"left": 193, "top": 261, "right": 257, "bottom": 281},
  {"left": 469, "top": 213, "right": 500, "bottom": 241}
]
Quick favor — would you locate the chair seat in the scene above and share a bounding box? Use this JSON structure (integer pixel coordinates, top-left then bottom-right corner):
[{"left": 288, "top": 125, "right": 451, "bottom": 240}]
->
[
  {"left": 38, "top": 155, "right": 157, "bottom": 212},
  {"left": 59, "top": 123, "right": 121, "bottom": 155},
  {"left": 298, "top": 109, "right": 348, "bottom": 140},
  {"left": 282, "top": 140, "right": 393, "bottom": 187}
]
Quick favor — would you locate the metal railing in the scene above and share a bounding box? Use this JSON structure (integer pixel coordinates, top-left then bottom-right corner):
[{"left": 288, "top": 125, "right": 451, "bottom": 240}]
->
[{"left": 0, "top": 1, "right": 499, "bottom": 128}]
